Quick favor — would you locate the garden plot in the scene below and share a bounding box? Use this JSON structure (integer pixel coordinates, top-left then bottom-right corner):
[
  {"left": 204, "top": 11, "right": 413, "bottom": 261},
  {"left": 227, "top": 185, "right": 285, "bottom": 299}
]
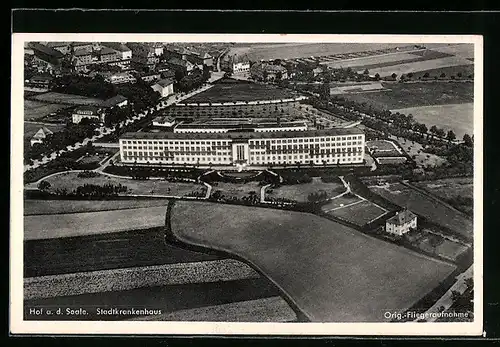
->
[
  {"left": 367, "top": 56, "right": 473, "bottom": 77},
  {"left": 266, "top": 177, "right": 345, "bottom": 203},
  {"left": 30, "top": 92, "right": 103, "bottom": 106},
  {"left": 24, "top": 99, "right": 68, "bottom": 120},
  {"left": 325, "top": 199, "right": 388, "bottom": 226}
]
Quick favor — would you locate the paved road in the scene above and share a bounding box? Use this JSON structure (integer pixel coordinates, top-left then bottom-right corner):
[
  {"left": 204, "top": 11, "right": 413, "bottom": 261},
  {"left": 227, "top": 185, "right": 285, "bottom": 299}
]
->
[{"left": 413, "top": 265, "right": 473, "bottom": 322}]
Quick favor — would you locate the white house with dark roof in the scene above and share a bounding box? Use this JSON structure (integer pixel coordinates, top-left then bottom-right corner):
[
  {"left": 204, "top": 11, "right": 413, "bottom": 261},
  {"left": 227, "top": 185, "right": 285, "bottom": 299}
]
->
[
  {"left": 30, "top": 127, "right": 53, "bottom": 146},
  {"left": 151, "top": 78, "right": 175, "bottom": 98},
  {"left": 385, "top": 209, "right": 417, "bottom": 236},
  {"left": 72, "top": 105, "right": 105, "bottom": 124}
]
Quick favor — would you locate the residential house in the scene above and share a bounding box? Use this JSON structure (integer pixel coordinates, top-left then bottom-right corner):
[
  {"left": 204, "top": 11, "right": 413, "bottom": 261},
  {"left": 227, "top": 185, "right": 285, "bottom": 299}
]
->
[
  {"left": 105, "top": 72, "right": 137, "bottom": 84},
  {"left": 250, "top": 63, "right": 288, "bottom": 81},
  {"left": 100, "top": 95, "right": 129, "bottom": 109},
  {"left": 72, "top": 105, "right": 105, "bottom": 124},
  {"left": 151, "top": 78, "right": 175, "bottom": 98},
  {"left": 231, "top": 59, "right": 250, "bottom": 74},
  {"left": 101, "top": 42, "right": 132, "bottom": 61},
  {"left": 30, "top": 127, "right": 53, "bottom": 146},
  {"left": 312, "top": 67, "right": 324, "bottom": 77},
  {"left": 148, "top": 42, "right": 164, "bottom": 56},
  {"left": 385, "top": 209, "right": 417, "bottom": 236},
  {"left": 187, "top": 51, "right": 214, "bottom": 68}
]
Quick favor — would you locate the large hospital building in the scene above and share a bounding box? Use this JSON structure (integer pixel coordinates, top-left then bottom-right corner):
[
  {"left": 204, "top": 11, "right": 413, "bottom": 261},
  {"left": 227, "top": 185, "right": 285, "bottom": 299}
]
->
[{"left": 119, "top": 127, "right": 365, "bottom": 170}]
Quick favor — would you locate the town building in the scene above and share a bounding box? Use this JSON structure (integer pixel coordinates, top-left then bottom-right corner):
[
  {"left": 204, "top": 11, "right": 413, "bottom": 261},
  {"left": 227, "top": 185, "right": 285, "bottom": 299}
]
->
[
  {"left": 231, "top": 60, "right": 250, "bottom": 74},
  {"left": 101, "top": 42, "right": 132, "bottom": 60},
  {"left": 385, "top": 209, "right": 418, "bottom": 236},
  {"left": 152, "top": 116, "right": 176, "bottom": 127},
  {"left": 141, "top": 72, "right": 161, "bottom": 83},
  {"left": 46, "top": 42, "right": 72, "bottom": 55},
  {"left": 71, "top": 42, "right": 94, "bottom": 52},
  {"left": 250, "top": 63, "right": 289, "bottom": 81},
  {"left": 151, "top": 78, "right": 175, "bottom": 98},
  {"left": 173, "top": 119, "right": 307, "bottom": 134},
  {"left": 71, "top": 49, "right": 94, "bottom": 72},
  {"left": 105, "top": 72, "right": 137, "bottom": 84},
  {"left": 166, "top": 57, "right": 195, "bottom": 75},
  {"left": 97, "top": 47, "right": 122, "bottom": 65},
  {"left": 128, "top": 43, "right": 160, "bottom": 71},
  {"left": 100, "top": 95, "right": 128, "bottom": 109},
  {"left": 30, "top": 127, "right": 53, "bottom": 147},
  {"left": 26, "top": 74, "right": 53, "bottom": 90},
  {"left": 119, "top": 127, "right": 365, "bottom": 170},
  {"left": 72, "top": 105, "right": 105, "bottom": 124},
  {"left": 28, "top": 42, "right": 64, "bottom": 65}
]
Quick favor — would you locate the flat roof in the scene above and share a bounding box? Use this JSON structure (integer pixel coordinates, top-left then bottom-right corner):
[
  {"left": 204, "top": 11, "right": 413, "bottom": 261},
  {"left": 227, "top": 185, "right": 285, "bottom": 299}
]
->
[{"left": 121, "top": 127, "right": 363, "bottom": 140}]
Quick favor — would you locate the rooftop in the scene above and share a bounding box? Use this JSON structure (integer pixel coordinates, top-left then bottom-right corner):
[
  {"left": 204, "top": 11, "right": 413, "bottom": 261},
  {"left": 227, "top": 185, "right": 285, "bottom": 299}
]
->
[
  {"left": 101, "top": 42, "right": 131, "bottom": 52},
  {"left": 386, "top": 209, "right": 417, "bottom": 226},
  {"left": 74, "top": 105, "right": 101, "bottom": 113},
  {"left": 32, "top": 127, "right": 53, "bottom": 140},
  {"left": 121, "top": 127, "right": 363, "bottom": 140},
  {"left": 100, "top": 95, "right": 128, "bottom": 108},
  {"left": 28, "top": 42, "right": 64, "bottom": 59},
  {"left": 154, "top": 78, "right": 175, "bottom": 87},
  {"left": 99, "top": 47, "right": 118, "bottom": 55}
]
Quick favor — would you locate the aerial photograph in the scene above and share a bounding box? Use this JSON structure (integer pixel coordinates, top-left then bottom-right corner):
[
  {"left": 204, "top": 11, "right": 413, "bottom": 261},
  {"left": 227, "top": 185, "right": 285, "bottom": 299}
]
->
[{"left": 21, "top": 39, "right": 476, "bottom": 324}]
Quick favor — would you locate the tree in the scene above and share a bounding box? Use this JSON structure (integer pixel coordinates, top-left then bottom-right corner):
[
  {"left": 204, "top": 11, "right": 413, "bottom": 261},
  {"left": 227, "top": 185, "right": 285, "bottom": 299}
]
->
[
  {"left": 38, "top": 180, "right": 51, "bottom": 191},
  {"left": 391, "top": 73, "right": 397, "bottom": 80},
  {"left": 374, "top": 73, "right": 381, "bottom": 81},
  {"left": 440, "top": 72, "right": 446, "bottom": 78},
  {"left": 430, "top": 125, "right": 438, "bottom": 136},
  {"left": 446, "top": 130, "right": 456, "bottom": 143},
  {"left": 463, "top": 133, "right": 473, "bottom": 147},
  {"left": 423, "top": 72, "right": 430, "bottom": 78},
  {"left": 363, "top": 69, "right": 369, "bottom": 75}
]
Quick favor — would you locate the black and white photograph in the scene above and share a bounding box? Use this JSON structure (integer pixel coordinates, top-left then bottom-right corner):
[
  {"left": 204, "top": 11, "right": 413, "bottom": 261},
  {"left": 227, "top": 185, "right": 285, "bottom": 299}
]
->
[{"left": 10, "top": 34, "right": 483, "bottom": 336}]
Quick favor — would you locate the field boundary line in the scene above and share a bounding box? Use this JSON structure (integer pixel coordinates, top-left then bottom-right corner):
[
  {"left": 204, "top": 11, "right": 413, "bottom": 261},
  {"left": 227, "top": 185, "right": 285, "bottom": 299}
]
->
[{"left": 324, "top": 198, "right": 365, "bottom": 213}]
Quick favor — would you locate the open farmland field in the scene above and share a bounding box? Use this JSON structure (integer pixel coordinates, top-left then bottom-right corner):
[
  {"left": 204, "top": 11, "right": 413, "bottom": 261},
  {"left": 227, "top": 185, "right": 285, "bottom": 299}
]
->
[
  {"left": 171, "top": 201, "right": 456, "bottom": 322},
  {"left": 228, "top": 43, "right": 417, "bottom": 61},
  {"left": 391, "top": 103, "right": 473, "bottom": 139},
  {"left": 24, "top": 199, "right": 170, "bottom": 216},
  {"left": 325, "top": 200, "right": 388, "bottom": 226},
  {"left": 366, "top": 56, "right": 473, "bottom": 77},
  {"left": 342, "top": 82, "right": 473, "bottom": 110},
  {"left": 430, "top": 43, "right": 474, "bottom": 60},
  {"left": 330, "top": 82, "right": 387, "bottom": 94},
  {"left": 30, "top": 92, "right": 103, "bottom": 106},
  {"left": 25, "top": 278, "right": 289, "bottom": 321},
  {"left": 42, "top": 172, "right": 206, "bottom": 197},
  {"left": 322, "top": 52, "right": 421, "bottom": 69},
  {"left": 266, "top": 177, "right": 345, "bottom": 203},
  {"left": 24, "top": 227, "right": 219, "bottom": 277},
  {"left": 184, "top": 80, "right": 295, "bottom": 103},
  {"left": 414, "top": 178, "right": 473, "bottom": 201},
  {"left": 24, "top": 122, "right": 65, "bottom": 141},
  {"left": 24, "top": 205, "right": 168, "bottom": 240},
  {"left": 366, "top": 181, "right": 473, "bottom": 238},
  {"left": 408, "top": 64, "right": 475, "bottom": 80},
  {"left": 24, "top": 99, "right": 68, "bottom": 120},
  {"left": 210, "top": 182, "right": 261, "bottom": 199}
]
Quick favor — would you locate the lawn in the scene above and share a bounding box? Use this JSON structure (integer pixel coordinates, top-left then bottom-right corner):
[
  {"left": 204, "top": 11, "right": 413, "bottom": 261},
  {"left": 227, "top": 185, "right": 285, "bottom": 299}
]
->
[
  {"left": 366, "top": 140, "right": 401, "bottom": 152},
  {"left": 367, "top": 181, "right": 473, "bottom": 238},
  {"left": 342, "top": 82, "right": 474, "bottom": 110},
  {"left": 210, "top": 182, "right": 261, "bottom": 199},
  {"left": 30, "top": 92, "right": 103, "bottom": 106},
  {"left": 434, "top": 239, "right": 469, "bottom": 262},
  {"left": 320, "top": 193, "right": 363, "bottom": 212},
  {"left": 24, "top": 227, "right": 218, "bottom": 277},
  {"left": 170, "top": 201, "right": 456, "bottom": 322},
  {"left": 77, "top": 150, "right": 117, "bottom": 165},
  {"left": 24, "top": 99, "right": 68, "bottom": 120},
  {"left": 266, "top": 177, "right": 345, "bottom": 203},
  {"left": 43, "top": 172, "right": 206, "bottom": 197},
  {"left": 366, "top": 56, "right": 473, "bottom": 77},
  {"left": 326, "top": 200, "right": 387, "bottom": 226},
  {"left": 184, "top": 80, "right": 295, "bottom": 103},
  {"left": 24, "top": 205, "right": 168, "bottom": 240},
  {"left": 391, "top": 103, "right": 474, "bottom": 139},
  {"left": 24, "top": 199, "right": 170, "bottom": 216}
]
